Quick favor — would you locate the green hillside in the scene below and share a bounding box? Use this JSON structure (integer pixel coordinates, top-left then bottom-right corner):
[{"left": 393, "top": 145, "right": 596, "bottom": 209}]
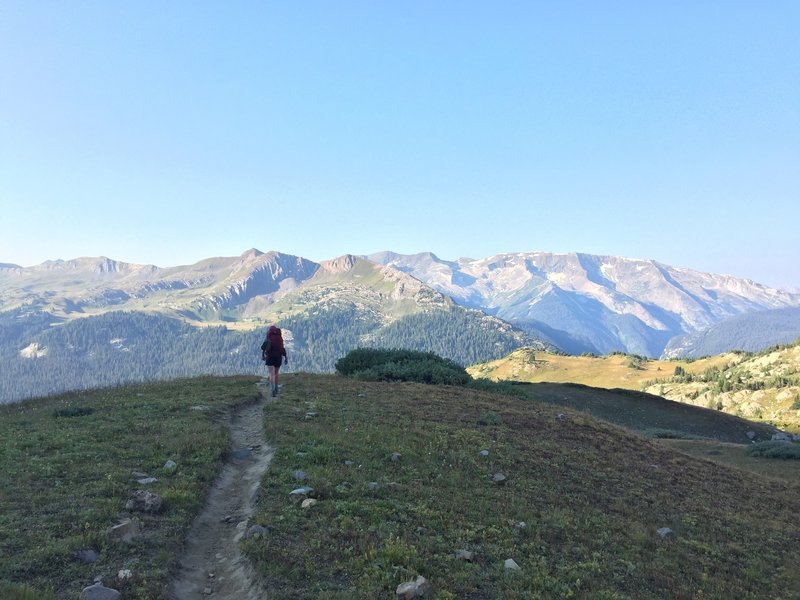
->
[
  {"left": 470, "top": 344, "right": 800, "bottom": 431},
  {"left": 2, "top": 374, "right": 799, "bottom": 598}
]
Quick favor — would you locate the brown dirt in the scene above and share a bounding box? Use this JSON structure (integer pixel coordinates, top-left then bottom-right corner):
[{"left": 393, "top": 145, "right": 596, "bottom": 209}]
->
[{"left": 167, "top": 379, "right": 273, "bottom": 599}]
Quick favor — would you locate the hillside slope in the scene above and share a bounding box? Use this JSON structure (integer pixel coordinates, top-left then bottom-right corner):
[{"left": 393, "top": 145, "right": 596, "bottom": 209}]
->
[
  {"left": 249, "top": 374, "right": 800, "bottom": 598},
  {"left": 4, "top": 375, "right": 798, "bottom": 598},
  {"left": 470, "top": 344, "right": 800, "bottom": 430},
  {"left": 663, "top": 306, "right": 800, "bottom": 358}
]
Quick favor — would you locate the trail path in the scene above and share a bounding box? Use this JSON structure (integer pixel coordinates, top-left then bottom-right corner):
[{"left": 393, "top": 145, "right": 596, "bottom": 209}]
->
[{"left": 168, "top": 379, "right": 273, "bottom": 599}]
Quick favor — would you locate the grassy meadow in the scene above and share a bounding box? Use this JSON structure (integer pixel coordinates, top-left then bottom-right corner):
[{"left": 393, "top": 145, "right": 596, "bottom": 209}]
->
[
  {"left": 1, "top": 373, "right": 799, "bottom": 599},
  {"left": 246, "top": 374, "right": 800, "bottom": 599},
  {"left": 0, "top": 376, "right": 260, "bottom": 599}
]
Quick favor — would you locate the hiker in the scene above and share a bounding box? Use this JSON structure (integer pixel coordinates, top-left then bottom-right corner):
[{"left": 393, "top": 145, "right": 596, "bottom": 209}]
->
[{"left": 261, "top": 325, "right": 288, "bottom": 397}]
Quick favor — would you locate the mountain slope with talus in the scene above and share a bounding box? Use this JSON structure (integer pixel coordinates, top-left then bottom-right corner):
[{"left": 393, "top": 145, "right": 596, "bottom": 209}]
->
[{"left": 369, "top": 251, "right": 800, "bottom": 357}]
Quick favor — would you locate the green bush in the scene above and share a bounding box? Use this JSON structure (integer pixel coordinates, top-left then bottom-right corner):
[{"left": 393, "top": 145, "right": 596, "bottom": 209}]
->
[
  {"left": 747, "top": 441, "right": 800, "bottom": 460},
  {"left": 52, "top": 406, "right": 94, "bottom": 418},
  {"left": 335, "top": 348, "right": 471, "bottom": 385}
]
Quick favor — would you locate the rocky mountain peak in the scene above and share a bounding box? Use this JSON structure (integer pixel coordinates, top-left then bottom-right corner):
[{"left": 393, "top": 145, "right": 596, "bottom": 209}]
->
[{"left": 320, "top": 254, "right": 359, "bottom": 274}]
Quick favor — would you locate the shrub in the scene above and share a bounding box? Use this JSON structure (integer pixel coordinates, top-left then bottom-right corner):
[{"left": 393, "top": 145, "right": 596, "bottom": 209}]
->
[
  {"left": 747, "top": 441, "right": 800, "bottom": 460},
  {"left": 642, "top": 428, "right": 709, "bottom": 440},
  {"left": 335, "top": 348, "right": 470, "bottom": 385},
  {"left": 52, "top": 406, "right": 94, "bottom": 418}
]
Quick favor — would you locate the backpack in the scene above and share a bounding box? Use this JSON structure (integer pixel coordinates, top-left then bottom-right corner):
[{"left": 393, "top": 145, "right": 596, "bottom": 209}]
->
[{"left": 261, "top": 326, "right": 284, "bottom": 359}]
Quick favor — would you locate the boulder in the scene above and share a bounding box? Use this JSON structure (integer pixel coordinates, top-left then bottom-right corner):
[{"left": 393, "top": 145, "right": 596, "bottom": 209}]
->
[
  {"left": 125, "top": 490, "right": 163, "bottom": 513},
  {"left": 301, "top": 498, "right": 318, "bottom": 509},
  {"left": 74, "top": 548, "right": 100, "bottom": 564},
  {"left": 106, "top": 518, "right": 139, "bottom": 544},
  {"left": 289, "top": 486, "right": 313, "bottom": 500},
  {"left": 454, "top": 549, "right": 474, "bottom": 561},
  {"left": 396, "top": 575, "right": 433, "bottom": 599},
  {"left": 245, "top": 524, "right": 273, "bottom": 539},
  {"left": 80, "top": 583, "right": 121, "bottom": 600},
  {"left": 504, "top": 558, "right": 521, "bottom": 571},
  {"left": 657, "top": 527, "right": 675, "bottom": 539}
]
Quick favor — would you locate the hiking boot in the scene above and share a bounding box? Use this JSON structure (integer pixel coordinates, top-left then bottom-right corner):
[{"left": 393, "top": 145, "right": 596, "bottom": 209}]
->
[{"left": 271, "top": 384, "right": 278, "bottom": 397}]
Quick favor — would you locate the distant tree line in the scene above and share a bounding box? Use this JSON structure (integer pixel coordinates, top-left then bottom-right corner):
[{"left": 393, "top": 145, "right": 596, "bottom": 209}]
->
[{"left": 0, "top": 306, "right": 531, "bottom": 403}]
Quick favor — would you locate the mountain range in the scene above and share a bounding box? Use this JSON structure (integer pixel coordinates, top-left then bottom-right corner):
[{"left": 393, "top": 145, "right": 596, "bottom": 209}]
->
[
  {"left": 366, "top": 251, "right": 800, "bottom": 356},
  {"left": 2, "top": 248, "right": 800, "bottom": 403},
  {"left": 3, "top": 249, "right": 799, "bottom": 356}
]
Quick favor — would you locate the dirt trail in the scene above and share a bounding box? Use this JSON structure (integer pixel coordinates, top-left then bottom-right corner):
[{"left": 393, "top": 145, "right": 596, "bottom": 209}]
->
[{"left": 168, "top": 379, "right": 273, "bottom": 599}]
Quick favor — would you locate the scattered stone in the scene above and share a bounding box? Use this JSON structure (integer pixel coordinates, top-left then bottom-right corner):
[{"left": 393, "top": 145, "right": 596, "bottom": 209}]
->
[
  {"left": 479, "top": 449, "right": 489, "bottom": 457},
  {"left": 289, "top": 486, "right": 314, "bottom": 499},
  {"left": 344, "top": 460, "right": 354, "bottom": 466},
  {"left": 304, "top": 412, "right": 317, "bottom": 420},
  {"left": 357, "top": 393, "right": 366, "bottom": 398},
  {"left": 492, "top": 472, "right": 507, "bottom": 485},
  {"left": 657, "top": 527, "right": 675, "bottom": 539},
  {"left": 131, "top": 471, "right": 148, "bottom": 478},
  {"left": 395, "top": 575, "right": 433, "bottom": 599},
  {"left": 557, "top": 413, "right": 566, "bottom": 421},
  {"left": 293, "top": 470, "right": 307, "bottom": 481},
  {"left": 74, "top": 548, "right": 100, "bottom": 564},
  {"left": 125, "top": 490, "right": 163, "bottom": 513},
  {"left": 387, "top": 481, "right": 402, "bottom": 490},
  {"left": 190, "top": 405, "right": 209, "bottom": 411},
  {"left": 220, "top": 515, "right": 235, "bottom": 523},
  {"left": 746, "top": 431, "right": 757, "bottom": 440},
  {"left": 391, "top": 452, "right": 402, "bottom": 462},
  {"left": 204, "top": 587, "right": 213, "bottom": 595},
  {"left": 772, "top": 432, "right": 793, "bottom": 442},
  {"left": 136, "top": 477, "right": 158, "bottom": 485},
  {"left": 80, "top": 583, "right": 121, "bottom": 600},
  {"left": 106, "top": 518, "right": 139, "bottom": 544},
  {"left": 455, "top": 549, "right": 474, "bottom": 561},
  {"left": 117, "top": 569, "right": 132, "bottom": 580},
  {"left": 513, "top": 521, "right": 526, "bottom": 533},
  {"left": 301, "top": 498, "right": 318, "bottom": 509},
  {"left": 246, "top": 524, "right": 272, "bottom": 539},
  {"left": 504, "top": 558, "right": 521, "bottom": 571},
  {"left": 163, "top": 459, "right": 177, "bottom": 471},
  {"left": 367, "top": 481, "right": 380, "bottom": 491}
]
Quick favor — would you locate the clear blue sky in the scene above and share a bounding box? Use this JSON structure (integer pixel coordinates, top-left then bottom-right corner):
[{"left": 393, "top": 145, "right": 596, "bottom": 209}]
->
[{"left": 1, "top": 2, "right": 798, "bottom": 289}]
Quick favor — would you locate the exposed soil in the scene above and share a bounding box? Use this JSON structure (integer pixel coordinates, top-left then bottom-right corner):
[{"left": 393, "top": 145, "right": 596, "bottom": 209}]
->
[{"left": 167, "top": 379, "right": 273, "bottom": 599}]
